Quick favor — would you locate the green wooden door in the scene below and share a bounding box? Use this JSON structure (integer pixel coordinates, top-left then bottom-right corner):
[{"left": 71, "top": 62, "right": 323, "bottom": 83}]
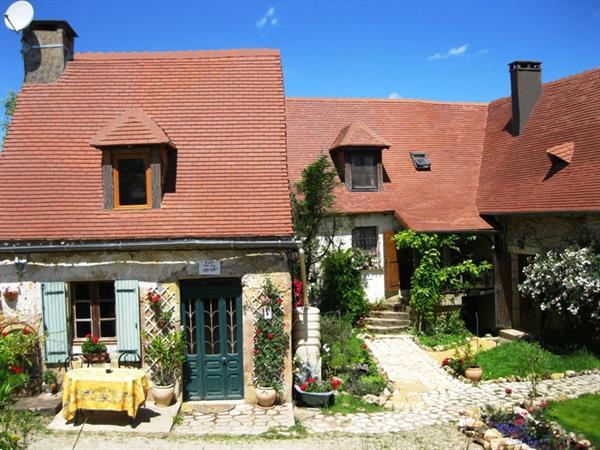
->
[{"left": 181, "top": 279, "right": 244, "bottom": 401}]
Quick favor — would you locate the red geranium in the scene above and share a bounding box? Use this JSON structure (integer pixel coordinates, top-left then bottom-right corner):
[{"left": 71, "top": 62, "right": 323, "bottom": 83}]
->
[
  {"left": 267, "top": 332, "right": 274, "bottom": 340},
  {"left": 255, "top": 328, "right": 262, "bottom": 335},
  {"left": 292, "top": 280, "right": 304, "bottom": 307},
  {"left": 330, "top": 377, "right": 342, "bottom": 390},
  {"left": 307, "top": 377, "right": 316, "bottom": 383},
  {"left": 1, "top": 331, "right": 7, "bottom": 337},
  {"left": 22, "top": 327, "right": 31, "bottom": 335},
  {"left": 85, "top": 333, "right": 91, "bottom": 339},
  {"left": 362, "top": 343, "right": 368, "bottom": 350},
  {"left": 9, "top": 365, "right": 22, "bottom": 374},
  {"left": 92, "top": 336, "right": 99, "bottom": 344},
  {"left": 299, "top": 382, "right": 308, "bottom": 391},
  {"left": 442, "top": 357, "right": 450, "bottom": 366},
  {"left": 277, "top": 297, "right": 284, "bottom": 305},
  {"left": 515, "top": 417, "right": 525, "bottom": 426}
]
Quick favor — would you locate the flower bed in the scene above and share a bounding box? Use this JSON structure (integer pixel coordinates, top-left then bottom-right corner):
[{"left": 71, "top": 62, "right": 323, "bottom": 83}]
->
[{"left": 459, "top": 400, "right": 594, "bottom": 449}]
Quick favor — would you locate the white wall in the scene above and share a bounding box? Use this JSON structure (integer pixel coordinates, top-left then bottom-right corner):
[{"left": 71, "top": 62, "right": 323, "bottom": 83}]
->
[{"left": 318, "top": 213, "right": 399, "bottom": 303}]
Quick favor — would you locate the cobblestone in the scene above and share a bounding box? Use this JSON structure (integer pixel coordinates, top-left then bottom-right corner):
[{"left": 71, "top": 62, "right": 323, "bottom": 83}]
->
[
  {"left": 299, "top": 335, "right": 600, "bottom": 434},
  {"left": 173, "top": 403, "right": 294, "bottom": 435}
]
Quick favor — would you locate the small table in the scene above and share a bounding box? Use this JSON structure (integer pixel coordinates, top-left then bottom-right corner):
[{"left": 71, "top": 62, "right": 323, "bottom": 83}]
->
[{"left": 61, "top": 368, "right": 151, "bottom": 421}]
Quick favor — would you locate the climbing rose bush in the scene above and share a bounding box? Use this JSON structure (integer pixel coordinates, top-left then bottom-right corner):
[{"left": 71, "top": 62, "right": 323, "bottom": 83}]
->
[{"left": 518, "top": 246, "right": 600, "bottom": 323}]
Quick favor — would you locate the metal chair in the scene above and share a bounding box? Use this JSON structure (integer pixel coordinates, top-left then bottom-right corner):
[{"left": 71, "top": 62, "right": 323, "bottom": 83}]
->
[
  {"left": 117, "top": 350, "right": 142, "bottom": 369},
  {"left": 63, "top": 352, "right": 87, "bottom": 371}
]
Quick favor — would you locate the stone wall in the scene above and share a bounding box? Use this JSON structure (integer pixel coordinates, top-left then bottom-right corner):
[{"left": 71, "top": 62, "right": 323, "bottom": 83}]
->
[
  {"left": 0, "top": 248, "right": 293, "bottom": 403},
  {"left": 504, "top": 214, "right": 600, "bottom": 254}
]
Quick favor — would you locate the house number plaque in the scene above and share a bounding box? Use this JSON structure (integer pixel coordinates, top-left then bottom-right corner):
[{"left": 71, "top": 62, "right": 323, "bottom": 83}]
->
[{"left": 198, "top": 260, "right": 221, "bottom": 275}]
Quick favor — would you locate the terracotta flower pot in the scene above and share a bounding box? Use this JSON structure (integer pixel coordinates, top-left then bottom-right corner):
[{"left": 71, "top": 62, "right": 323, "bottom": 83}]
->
[
  {"left": 152, "top": 384, "right": 175, "bottom": 407},
  {"left": 255, "top": 385, "right": 277, "bottom": 407},
  {"left": 465, "top": 366, "right": 483, "bottom": 382},
  {"left": 3, "top": 291, "right": 18, "bottom": 302}
]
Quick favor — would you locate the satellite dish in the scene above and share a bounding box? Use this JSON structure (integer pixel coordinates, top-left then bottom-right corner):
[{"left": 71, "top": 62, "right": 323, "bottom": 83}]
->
[{"left": 4, "top": 1, "right": 34, "bottom": 33}]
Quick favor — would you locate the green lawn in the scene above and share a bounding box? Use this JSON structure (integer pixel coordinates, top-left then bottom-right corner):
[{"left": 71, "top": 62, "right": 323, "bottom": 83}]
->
[
  {"left": 323, "top": 393, "right": 386, "bottom": 415},
  {"left": 546, "top": 395, "right": 600, "bottom": 447},
  {"left": 475, "top": 341, "right": 600, "bottom": 380}
]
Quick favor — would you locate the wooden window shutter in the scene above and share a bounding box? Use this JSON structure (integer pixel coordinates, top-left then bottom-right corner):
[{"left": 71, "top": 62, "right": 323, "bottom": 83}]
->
[
  {"left": 383, "top": 230, "right": 401, "bottom": 297},
  {"left": 114, "top": 280, "right": 141, "bottom": 356},
  {"left": 41, "top": 282, "right": 69, "bottom": 364}
]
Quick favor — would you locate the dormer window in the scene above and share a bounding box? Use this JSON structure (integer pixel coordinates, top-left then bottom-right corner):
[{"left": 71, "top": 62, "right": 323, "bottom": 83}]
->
[
  {"left": 349, "top": 150, "right": 380, "bottom": 191},
  {"left": 113, "top": 151, "right": 152, "bottom": 208},
  {"left": 89, "top": 108, "right": 174, "bottom": 210},
  {"left": 329, "top": 121, "right": 390, "bottom": 193}
]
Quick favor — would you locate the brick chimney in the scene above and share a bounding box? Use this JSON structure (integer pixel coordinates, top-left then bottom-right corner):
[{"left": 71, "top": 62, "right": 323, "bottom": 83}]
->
[
  {"left": 509, "top": 61, "right": 542, "bottom": 136},
  {"left": 22, "top": 20, "right": 78, "bottom": 84}
]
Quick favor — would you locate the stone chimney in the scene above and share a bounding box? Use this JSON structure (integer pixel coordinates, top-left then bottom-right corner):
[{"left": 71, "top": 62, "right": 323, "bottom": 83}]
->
[
  {"left": 509, "top": 61, "right": 542, "bottom": 136},
  {"left": 22, "top": 20, "right": 78, "bottom": 84}
]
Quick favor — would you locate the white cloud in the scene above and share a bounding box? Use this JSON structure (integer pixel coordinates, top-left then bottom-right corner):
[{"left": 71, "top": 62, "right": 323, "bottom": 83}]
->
[
  {"left": 388, "top": 92, "right": 401, "bottom": 99},
  {"left": 256, "top": 7, "right": 277, "bottom": 29},
  {"left": 427, "top": 44, "right": 469, "bottom": 61},
  {"left": 475, "top": 49, "right": 489, "bottom": 56}
]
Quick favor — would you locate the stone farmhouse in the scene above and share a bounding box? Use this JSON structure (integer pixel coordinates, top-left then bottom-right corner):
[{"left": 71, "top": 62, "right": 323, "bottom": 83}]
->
[{"left": 1, "top": 19, "right": 599, "bottom": 401}]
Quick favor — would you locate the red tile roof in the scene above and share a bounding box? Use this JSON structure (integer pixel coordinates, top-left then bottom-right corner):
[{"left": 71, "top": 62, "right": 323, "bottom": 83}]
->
[
  {"left": 546, "top": 142, "right": 575, "bottom": 164},
  {"left": 331, "top": 121, "right": 391, "bottom": 150},
  {"left": 0, "top": 49, "right": 293, "bottom": 241},
  {"left": 90, "top": 107, "right": 173, "bottom": 148},
  {"left": 286, "top": 98, "right": 493, "bottom": 232},
  {"left": 478, "top": 68, "right": 600, "bottom": 214}
]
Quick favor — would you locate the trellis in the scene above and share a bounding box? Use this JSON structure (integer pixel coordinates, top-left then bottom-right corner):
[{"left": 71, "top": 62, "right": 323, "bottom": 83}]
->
[{"left": 142, "top": 283, "right": 178, "bottom": 373}]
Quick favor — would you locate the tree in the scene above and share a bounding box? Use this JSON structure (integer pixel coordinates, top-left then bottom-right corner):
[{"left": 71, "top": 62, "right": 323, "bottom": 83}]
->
[
  {"left": 394, "top": 231, "right": 492, "bottom": 333},
  {"left": 292, "top": 155, "right": 339, "bottom": 280},
  {"left": 1, "top": 91, "right": 17, "bottom": 150}
]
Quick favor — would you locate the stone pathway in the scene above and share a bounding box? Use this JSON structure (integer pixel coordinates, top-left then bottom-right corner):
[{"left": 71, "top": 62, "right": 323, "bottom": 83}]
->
[
  {"left": 299, "top": 335, "right": 600, "bottom": 434},
  {"left": 174, "top": 403, "right": 295, "bottom": 435}
]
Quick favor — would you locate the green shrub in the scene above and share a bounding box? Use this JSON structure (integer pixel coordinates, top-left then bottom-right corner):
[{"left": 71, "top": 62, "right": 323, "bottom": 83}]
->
[
  {"left": 319, "top": 249, "right": 369, "bottom": 324},
  {"left": 355, "top": 373, "right": 387, "bottom": 396},
  {"left": 320, "top": 314, "right": 353, "bottom": 350}
]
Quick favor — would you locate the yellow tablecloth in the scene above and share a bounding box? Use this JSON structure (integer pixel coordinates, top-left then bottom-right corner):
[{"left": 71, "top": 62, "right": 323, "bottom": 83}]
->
[{"left": 61, "top": 368, "right": 151, "bottom": 421}]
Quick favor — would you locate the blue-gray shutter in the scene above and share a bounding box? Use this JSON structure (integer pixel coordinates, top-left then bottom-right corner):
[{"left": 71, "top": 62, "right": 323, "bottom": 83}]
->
[
  {"left": 41, "top": 282, "right": 69, "bottom": 364},
  {"left": 115, "top": 280, "right": 141, "bottom": 355}
]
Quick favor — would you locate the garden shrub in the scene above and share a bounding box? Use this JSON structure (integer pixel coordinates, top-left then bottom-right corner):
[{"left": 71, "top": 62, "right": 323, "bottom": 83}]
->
[
  {"left": 0, "top": 330, "right": 40, "bottom": 449},
  {"left": 320, "top": 313, "right": 353, "bottom": 349},
  {"left": 393, "top": 231, "right": 491, "bottom": 333},
  {"left": 354, "top": 373, "right": 387, "bottom": 396},
  {"left": 519, "top": 246, "right": 600, "bottom": 350},
  {"left": 319, "top": 248, "right": 369, "bottom": 324}
]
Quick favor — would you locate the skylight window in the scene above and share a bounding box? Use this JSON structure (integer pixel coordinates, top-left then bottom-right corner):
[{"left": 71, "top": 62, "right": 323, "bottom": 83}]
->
[{"left": 410, "top": 152, "right": 431, "bottom": 171}]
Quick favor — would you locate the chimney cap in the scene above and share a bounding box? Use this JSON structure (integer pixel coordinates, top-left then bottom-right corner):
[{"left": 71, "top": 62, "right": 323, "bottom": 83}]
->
[
  {"left": 509, "top": 61, "right": 542, "bottom": 72},
  {"left": 27, "top": 20, "right": 78, "bottom": 37}
]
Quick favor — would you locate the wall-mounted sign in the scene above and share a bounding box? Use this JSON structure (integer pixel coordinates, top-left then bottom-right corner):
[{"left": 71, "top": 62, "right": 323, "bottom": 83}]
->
[
  {"left": 263, "top": 306, "right": 273, "bottom": 320},
  {"left": 198, "top": 260, "right": 221, "bottom": 275}
]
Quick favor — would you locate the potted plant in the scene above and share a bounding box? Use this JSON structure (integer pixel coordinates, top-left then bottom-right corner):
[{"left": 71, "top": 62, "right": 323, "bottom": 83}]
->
[
  {"left": 42, "top": 370, "right": 58, "bottom": 394},
  {"left": 144, "top": 331, "right": 185, "bottom": 407},
  {"left": 81, "top": 334, "right": 107, "bottom": 363},
  {"left": 3, "top": 286, "right": 20, "bottom": 302},
  {"left": 293, "top": 359, "right": 341, "bottom": 407},
  {"left": 253, "top": 279, "right": 289, "bottom": 407}
]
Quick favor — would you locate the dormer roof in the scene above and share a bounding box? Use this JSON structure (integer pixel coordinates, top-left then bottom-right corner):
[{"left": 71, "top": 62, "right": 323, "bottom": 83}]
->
[
  {"left": 546, "top": 141, "right": 575, "bottom": 164},
  {"left": 330, "top": 121, "right": 391, "bottom": 150},
  {"left": 89, "top": 107, "right": 173, "bottom": 148}
]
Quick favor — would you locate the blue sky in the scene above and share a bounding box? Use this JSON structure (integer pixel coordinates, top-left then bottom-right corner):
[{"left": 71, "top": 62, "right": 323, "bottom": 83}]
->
[{"left": 1, "top": 0, "right": 599, "bottom": 115}]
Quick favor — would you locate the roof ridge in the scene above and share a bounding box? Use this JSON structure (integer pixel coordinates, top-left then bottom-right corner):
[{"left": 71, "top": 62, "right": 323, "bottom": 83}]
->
[
  {"left": 286, "top": 97, "right": 489, "bottom": 107},
  {"left": 75, "top": 48, "right": 280, "bottom": 60}
]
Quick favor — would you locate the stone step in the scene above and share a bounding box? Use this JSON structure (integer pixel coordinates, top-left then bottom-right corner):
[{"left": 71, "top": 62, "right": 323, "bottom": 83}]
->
[
  {"left": 364, "top": 317, "right": 410, "bottom": 327},
  {"left": 499, "top": 328, "right": 532, "bottom": 342},
  {"left": 369, "top": 310, "right": 410, "bottom": 319},
  {"left": 365, "top": 324, "right": 410, "bottom": 334},
  {"left": 14, "top": 394, "right": 62, "bottom": 415}
]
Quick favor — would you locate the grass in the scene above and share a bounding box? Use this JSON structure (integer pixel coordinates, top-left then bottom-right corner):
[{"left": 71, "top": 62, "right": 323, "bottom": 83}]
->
[
  {"left": 416, "top": 331, "right": 470, "bottom": 349},
  {"left": 323, "top": 393, "right": 386, "bottom": 415},
  {"left": 546, "top": 395, "right": 600, "bottom": 447},
  {"left": 475, "top": 341, "right": 600, "bottom": 380}
]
